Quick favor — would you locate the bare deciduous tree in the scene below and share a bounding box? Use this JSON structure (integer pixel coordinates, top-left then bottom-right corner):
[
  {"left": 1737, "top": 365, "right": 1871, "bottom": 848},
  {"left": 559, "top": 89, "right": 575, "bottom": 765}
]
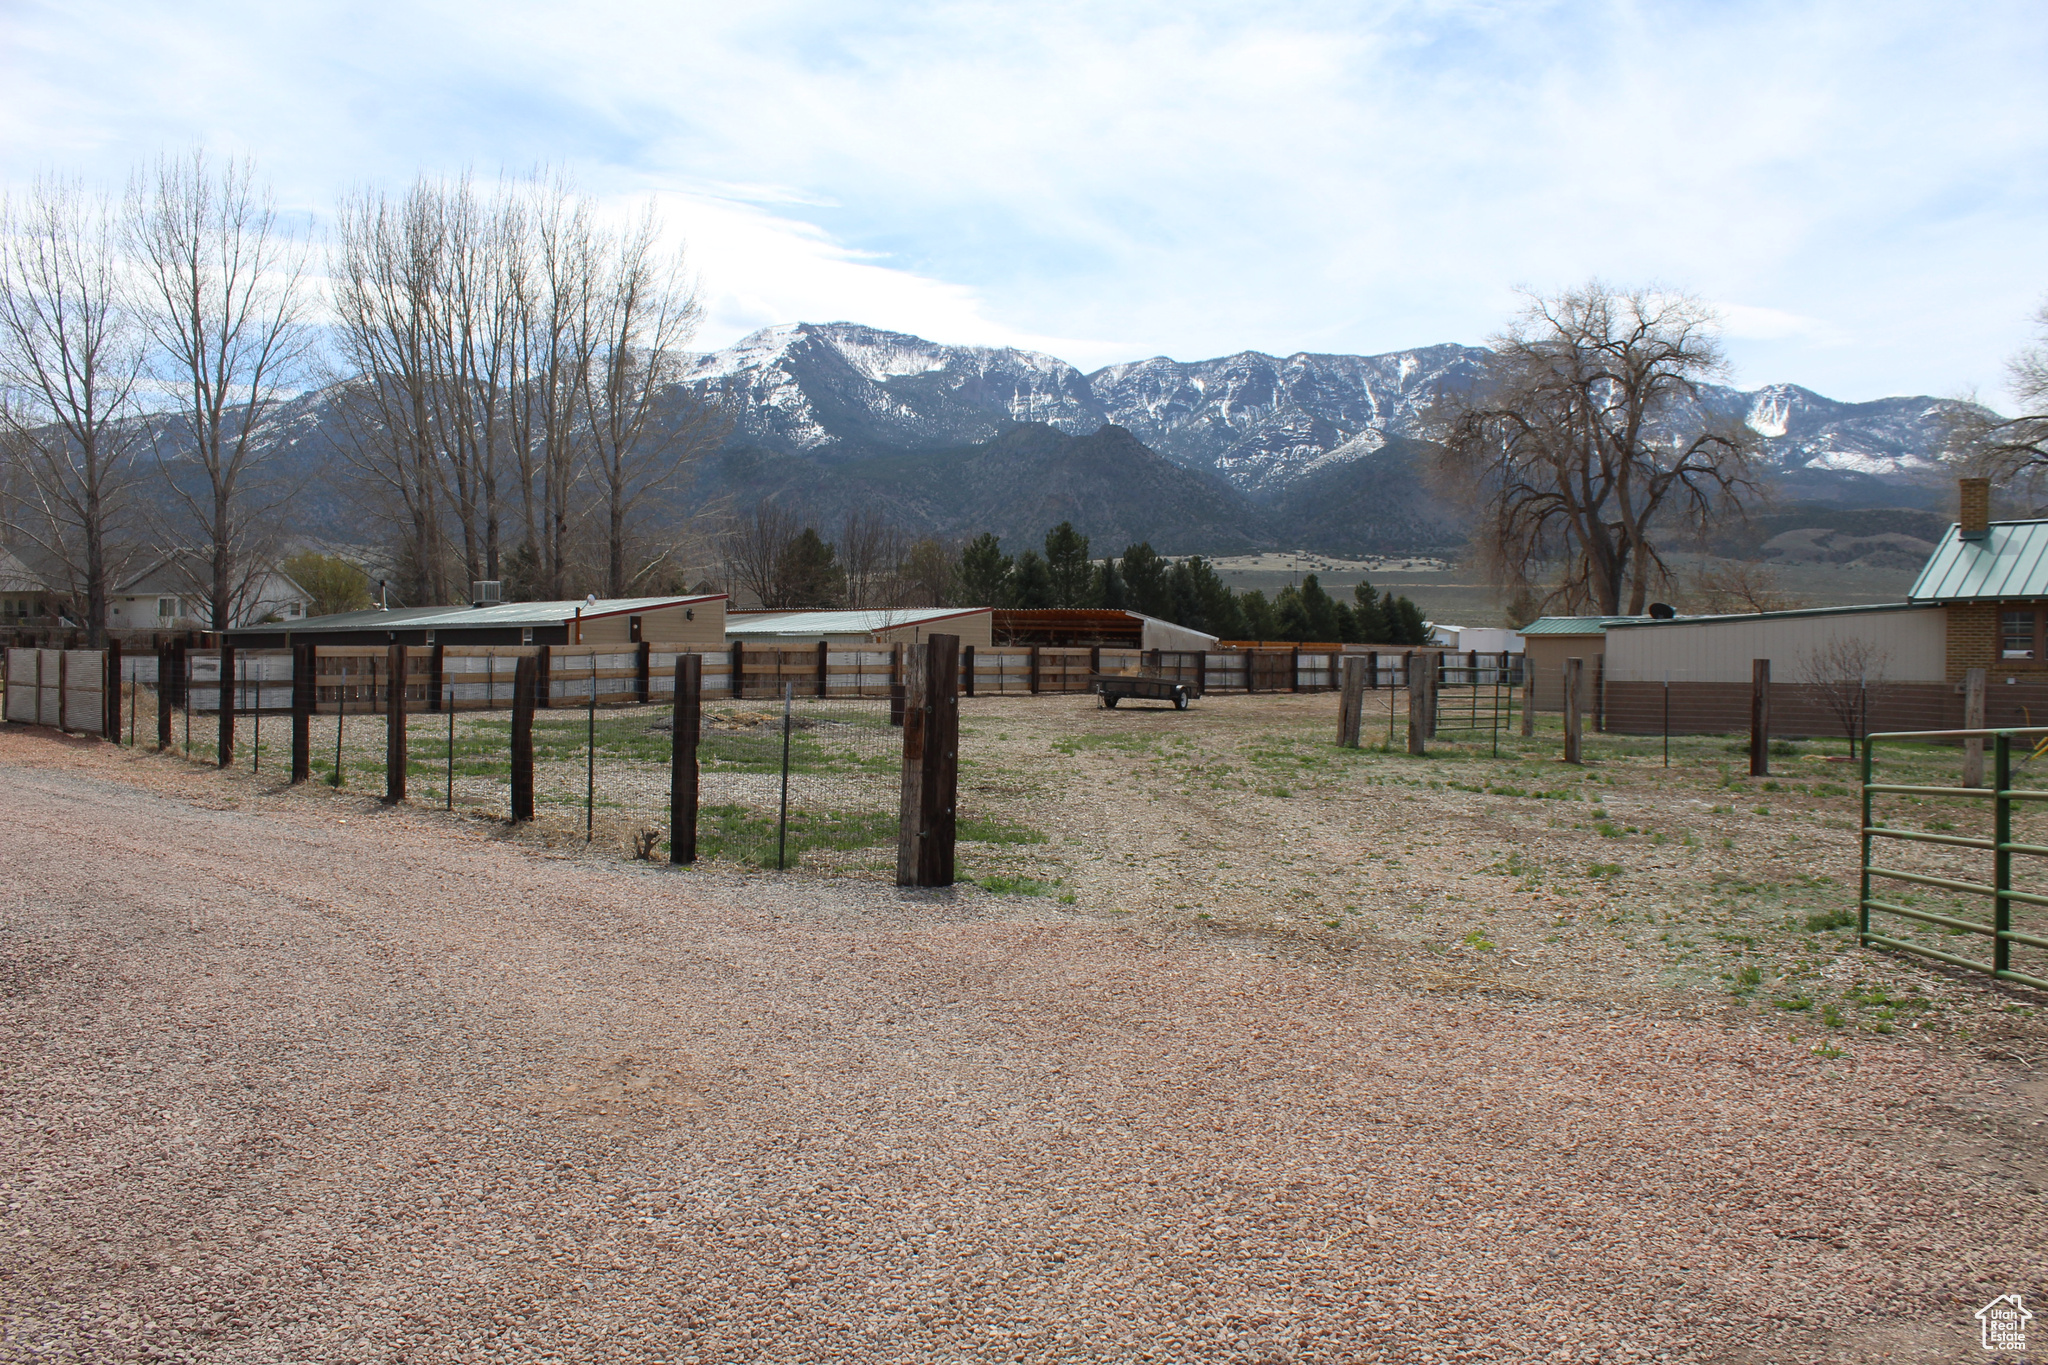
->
[
  {"left": 128, "top": 150, "right": 316, "bottom": 631},
  {"left": 1951, "top": 298, "right": 2048, "bottom": 505},
  {"left": 581, "top": 203, "right": 724, "bottom": 596},
  {"left": 0, "top": 179, "right": 146, "bottom": 644},
  {"left": 1687, "top": 559, "right": 1802, "bottom": 614},
  {"left": 719, "top": 501, "right": 800, "bottom": 609},
  {"left": 1797, "top": 635, "right": 1887, "bottom": 756},
  {"left": 1431, "top": 282, "right": 1763, "bottom": 615},
  {"left": 838, "top": 507, "right": 908, "bottom": 608}
]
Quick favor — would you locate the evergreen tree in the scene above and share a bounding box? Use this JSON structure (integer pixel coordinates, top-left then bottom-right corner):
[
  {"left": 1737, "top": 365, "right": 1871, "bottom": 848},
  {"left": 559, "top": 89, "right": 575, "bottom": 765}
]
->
[
  {"left": 1093, "top": 557, "right": 1128, "bottom": 610},
  {"left": 1333, "top": 601, "right": 1361, "bottom": 642},
  {"left": 1239, "top": 589, "right": 1278, "bottom": 640},
  {"left": 1390, "top": 595, "right": 1430, "bottom": 644},
  {"left": 1273, "top": 585, "right": 1311, "bottom": 641},
  {"left": 1118, "top": 542, "right": 1169, "bottom": 617},
  {"left": 1182, "top": 556, "right": 1247, "bottom": 639},
  {"left": 1044, "top": 522, "right": 1092, "bottom": 607},
  {"left": 958, "top": 532, "right": 1013, "bottom": 606},
  {"left": 772, "top": 528, "right": 844, "bottom": 608},
  {"left": 1351, "top": 579, "right": 1389, "bottom": 641},
  {"left": 1299, "top": 574, "right": 1341, "bottom": 642},
  {"left": 1010, "top": 550, "right": 1055, "bottom": 608}
]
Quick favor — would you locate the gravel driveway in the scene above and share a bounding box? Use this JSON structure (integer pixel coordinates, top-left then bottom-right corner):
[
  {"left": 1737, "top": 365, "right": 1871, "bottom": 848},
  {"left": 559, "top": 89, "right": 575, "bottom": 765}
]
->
[{"left": 0, "top": 731, "right": 2040, "bottom": 1363}]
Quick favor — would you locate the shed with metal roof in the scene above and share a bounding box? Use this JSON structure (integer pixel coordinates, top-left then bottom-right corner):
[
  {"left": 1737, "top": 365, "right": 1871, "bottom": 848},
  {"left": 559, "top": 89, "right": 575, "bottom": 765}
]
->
[
  {"left": 725, "top": 607, "right": 993, "bottom": 647},
  {"left": 223, "top": 594, "right": 727, "bottom": 649}
]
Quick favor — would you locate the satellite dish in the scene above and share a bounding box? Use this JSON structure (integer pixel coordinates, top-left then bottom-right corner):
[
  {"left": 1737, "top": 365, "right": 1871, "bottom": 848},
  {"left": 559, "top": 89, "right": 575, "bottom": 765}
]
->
[
  {"left": 1648, "top": 602, "right": 1677, "bottom": 619},
  {"left": 584, "top": 592, "right": 598, "bottom": 608}
]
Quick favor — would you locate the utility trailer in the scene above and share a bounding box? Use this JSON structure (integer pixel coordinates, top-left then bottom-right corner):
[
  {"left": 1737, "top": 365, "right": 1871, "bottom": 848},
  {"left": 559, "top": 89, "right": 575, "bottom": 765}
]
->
[{"left": 1091, "top": 671, "right": 1196, "bottom": 710}]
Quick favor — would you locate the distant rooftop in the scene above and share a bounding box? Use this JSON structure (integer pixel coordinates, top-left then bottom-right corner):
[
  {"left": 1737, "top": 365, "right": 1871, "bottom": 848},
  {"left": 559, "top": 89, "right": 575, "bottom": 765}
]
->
[
  {"left": 1518, "top": 615, "right": 1648, "bottom": 636},
  {"left": 726, "top": 607, "right": 986, "bottom": 638},
  {"left": 277, "top": 595, "right": 723, "bottom": 634}
]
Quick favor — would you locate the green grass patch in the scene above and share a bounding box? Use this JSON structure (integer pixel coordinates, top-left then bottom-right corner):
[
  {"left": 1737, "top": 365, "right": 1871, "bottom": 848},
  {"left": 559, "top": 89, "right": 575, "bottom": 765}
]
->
[{"left": 690, "top": 803, "right": 897, "bottom": 869}]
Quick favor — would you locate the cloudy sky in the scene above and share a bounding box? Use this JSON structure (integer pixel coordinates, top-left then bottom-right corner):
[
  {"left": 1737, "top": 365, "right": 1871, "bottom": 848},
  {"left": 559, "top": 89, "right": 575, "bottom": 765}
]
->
[{"left": 5, "top": 0, "right": 2044, "bottom": 403}]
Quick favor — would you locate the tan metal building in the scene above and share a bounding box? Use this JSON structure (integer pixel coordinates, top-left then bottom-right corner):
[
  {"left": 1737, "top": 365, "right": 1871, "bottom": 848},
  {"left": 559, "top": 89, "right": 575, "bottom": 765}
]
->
[{"left": 725, "top": 607, "right": 995, "bottom": 649}]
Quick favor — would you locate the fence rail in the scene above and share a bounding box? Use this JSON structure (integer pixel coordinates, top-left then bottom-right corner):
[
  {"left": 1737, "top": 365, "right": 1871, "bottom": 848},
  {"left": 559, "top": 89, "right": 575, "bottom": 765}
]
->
[{"left": 1860, "top": 726, "right": 2048, "bottom": 991}]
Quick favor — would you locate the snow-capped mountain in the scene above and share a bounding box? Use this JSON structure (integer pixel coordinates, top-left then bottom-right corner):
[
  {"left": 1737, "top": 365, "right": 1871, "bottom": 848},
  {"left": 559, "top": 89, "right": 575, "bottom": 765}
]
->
[{"left": 682, "top": 322, "right": 1972, "bottom": 502}]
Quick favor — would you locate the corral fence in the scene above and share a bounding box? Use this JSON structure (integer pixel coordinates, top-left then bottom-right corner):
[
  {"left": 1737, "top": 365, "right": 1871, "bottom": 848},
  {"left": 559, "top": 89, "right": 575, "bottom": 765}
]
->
[
  {"left": 1859, "top": 726, "right": 2048, "bottom": 991},
  {"left": 3, "top": 636, "right": 968, "bottom": 889}
]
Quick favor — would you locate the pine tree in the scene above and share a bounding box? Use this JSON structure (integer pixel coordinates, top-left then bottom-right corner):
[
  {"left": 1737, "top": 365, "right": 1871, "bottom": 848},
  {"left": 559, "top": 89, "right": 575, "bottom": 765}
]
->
[
  {"left": 1011, "top": 550, "right": 1054, "bottom": 608},
  {"left": 958, "top": 532, "right": 1013, "bottom": 606},
  {"left": 1299, "top": 574, "right": 1340, "bottom": 641},
  {"left": 1273, "top": 585, "right": 1311, "bottom": 641},
  {"left": 1351, "top": 579, "right": 1389, "bottom": 641},
  {"left": 1044, "top": 522, "right": 1092, "bottom": 607},
  {"left": 772, "top": 528, "right": 844, "bottom": 608},
  {"left": 1094, "top": 557, "right": 1128, "bottom": 609},
  {"left": 1117, "top": 542, "right": 1169, "bottom": 617}
]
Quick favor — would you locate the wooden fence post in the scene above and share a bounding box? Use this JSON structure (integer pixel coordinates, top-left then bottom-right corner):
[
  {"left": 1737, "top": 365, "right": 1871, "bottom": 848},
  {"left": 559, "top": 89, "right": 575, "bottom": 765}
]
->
[
  {"left": 384, "top": 642, "right": 406, "bottom": 803},
  {"left": 1366, "top": 650, "right": 1378, "bottom": 690},
  {"left": 889, "top": 643, "right": 907, "bottom": 727},
  {"left": 731, "top": 641, "right": 746, "bottom": 700},
  {"left": 816, "top": 640, "right": 829, "bottom": 698},
  {"left": 961, "top": 644, "right": 976, "bottom": 698},
  {"left": 897, "top": 634, "right": 959, "bottom": 887},
  {"left": 1593, "top": 657, "right": 1606, "bottom": 734},
  {"left": 1289, "top": 646, "right": 1301, "bottom": 693},
  {"left": 535, "top": 645, "right": 553, "bottom": 709},
  {"left": 157, "top": 644, "right": 174, "bottom": 750},
  {"left": 1406, "top": 651, "right": 1427, "bottom": 755},
  {"left": 1563, "top": 657, "right": 1584, "bottom": 764},
  {"left": 1749, "top": 658, "right": 1771, "bottom": 778},
  {"left": 218, "top": 644, "right": 237, "bottom": 767},
  {"left": 1521, "top": 653, "right": 1536, "bottom": 737},
  {"left": 56, "top": 648, "right": 68, "bottom": 732},
  {"left": 670, "top": 653, "right": 700, "bottom": 865},
  {"left": 1090, "top": 645, "right": 1101, "bottom": 680},
  {"left": 510, "top": 655, "right": 537, "bottom": 821},
  {"left": 103, "top": 639, "right": 121, "bottom": 739},
  {"left": 1963, "top": 666, "right": 1988, "bottom": 788},
  {"left": 1029, "top": 644, "right": 1040, "bottom": 695},
  {"left": 636, "top": 640, "right": 652, "bottom": 705},
  {"left": 430, "top": 642, "right": 446, "bottom": 712},
  {"left": 1339, "top": 656, "right": 1366, "bottom": 748},
  {"left": 291, "top": 643, "right": 313, "bottom": 782}
]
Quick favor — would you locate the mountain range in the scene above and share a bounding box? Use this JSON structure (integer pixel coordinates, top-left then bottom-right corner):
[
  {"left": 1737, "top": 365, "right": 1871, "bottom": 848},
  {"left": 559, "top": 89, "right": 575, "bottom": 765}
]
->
[
  {"left": 252, "top": 320, "right": 1979, "bottom": 559},
  {"left": 671, "top": 321, "right": 1974, "bottom": 554}
]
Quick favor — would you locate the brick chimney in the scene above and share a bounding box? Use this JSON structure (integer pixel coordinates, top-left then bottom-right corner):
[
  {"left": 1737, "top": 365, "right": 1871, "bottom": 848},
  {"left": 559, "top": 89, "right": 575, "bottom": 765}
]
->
[{"left": 1959, "top": 476, "right": 1992, "bottom": 541}]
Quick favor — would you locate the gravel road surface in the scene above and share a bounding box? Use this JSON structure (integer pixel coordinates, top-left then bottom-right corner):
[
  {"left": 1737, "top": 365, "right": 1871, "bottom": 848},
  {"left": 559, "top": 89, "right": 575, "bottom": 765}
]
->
[{"left": 0, "top": 731, "right": 2039, "bottom": 1363}]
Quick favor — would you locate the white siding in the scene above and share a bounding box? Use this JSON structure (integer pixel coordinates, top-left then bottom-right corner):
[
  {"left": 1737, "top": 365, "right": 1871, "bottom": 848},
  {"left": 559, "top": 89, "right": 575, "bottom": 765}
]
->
[{"left": 1605, "top": 607, "right": 1946, "bottom": 684}]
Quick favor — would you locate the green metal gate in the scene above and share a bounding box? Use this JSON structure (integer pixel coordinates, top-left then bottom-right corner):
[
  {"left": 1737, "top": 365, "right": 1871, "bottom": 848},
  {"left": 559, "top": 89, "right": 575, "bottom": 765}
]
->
[{"left": 1860, "top": 727, "right": 2048, "bottom": 990}]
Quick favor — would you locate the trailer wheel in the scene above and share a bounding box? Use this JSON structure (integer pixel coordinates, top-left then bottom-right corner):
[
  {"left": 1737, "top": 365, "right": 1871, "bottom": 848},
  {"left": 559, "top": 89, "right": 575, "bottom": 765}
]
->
[
  {"left": 1173, "top": 688, "right": 1189, "bottom": 710},
  {"left": 1103, "top": 693, "right": 1119, "bottom": 708}
]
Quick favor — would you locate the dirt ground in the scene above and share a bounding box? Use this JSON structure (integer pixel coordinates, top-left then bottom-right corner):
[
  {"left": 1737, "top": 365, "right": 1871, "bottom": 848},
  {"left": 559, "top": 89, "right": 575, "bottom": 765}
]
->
[{"left": 2, "top": 702, "right": 2045, "bottom": 1363}]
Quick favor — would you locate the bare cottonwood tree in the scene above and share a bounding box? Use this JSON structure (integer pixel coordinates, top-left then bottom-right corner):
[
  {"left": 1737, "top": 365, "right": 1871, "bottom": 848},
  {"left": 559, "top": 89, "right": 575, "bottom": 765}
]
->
[
  {"left": 581, "top": 203, "right": 724, "bottom": 596},
  {"left": 1951, "top": 298, "right": 2048, "bottom": 506},
  {"left": 838, "top": 507, "right": 908, "bottom": 608},
  {"left": 719, "top": 501, "right": 800, "bottom": 609},
  {"left": 0, "top": 179, "right": 146, "bottom": 644},
  {"left": 127, "top": 151, "right": 316, "bottom": 631},
  {"left": 1431, "top": 283, "right": 1763, "bottom": 615},
  {"left": 1797, "top": 636, "right": 1888, "bottom": 756},
  {"left": 1687, "top": 559, "right": 1801, "bottom": 614}
]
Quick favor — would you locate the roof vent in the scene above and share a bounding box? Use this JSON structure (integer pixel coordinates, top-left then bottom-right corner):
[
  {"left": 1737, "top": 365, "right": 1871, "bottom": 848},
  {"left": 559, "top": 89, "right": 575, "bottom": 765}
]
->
[{"left": 472, "top": 580, "right": 502, "bottom": 608}]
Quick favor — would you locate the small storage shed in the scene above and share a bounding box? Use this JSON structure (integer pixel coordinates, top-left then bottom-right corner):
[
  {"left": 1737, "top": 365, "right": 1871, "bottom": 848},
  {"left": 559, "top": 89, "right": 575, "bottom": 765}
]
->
[
  {"left": 992, "top": 609, "right": 1219, "bottom": 651},
  {"left": 1519, "top": 616, "right": 1642, "bottom": 710},
  {"left": 724, "top": 607, "right": 994, "bottom": 648},
  {"left": 224, "top": 594, "right": 727, "bottom": 649}
]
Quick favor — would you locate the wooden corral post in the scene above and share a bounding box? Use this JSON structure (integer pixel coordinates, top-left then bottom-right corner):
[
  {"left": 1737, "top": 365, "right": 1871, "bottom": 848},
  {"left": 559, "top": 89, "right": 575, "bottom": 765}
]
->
[
  {"left": 535, "top": 645, "right": 553, "bottom": 710},
  {"left": 1338, "top": 656, "right": 1367, "bottom": 748},
  {"left": 1963, "top": 666, "right": 1988, "bottom": 788},
  {"left": 962, "top": 644, "right": 976, "bottom": 698},
  {"left": 103, "top": 639, "right": 121, "bottom": 739},
  {"left": 218, "top": 644, "right": 237, "bottom": 767},
  {"left": 1521, "top": 654, "right": 1536, "bottom": 737},
  {"left": 731, "top": 641, "right": 746, "bottom": 701},
  {"left": 290, "top": 643, "right": 313, "bottom": 782},
  {"left": 1563, "top": 657, "right": 1584, "bottom": 765},
  {"left": 1194, "top": 650, "right": 1207, "bottom": 696},
  {"left": 384, "top": 642, "right": 406, "bottom": 803},
  {"left": 1748, "top": 658, "right": 1771, "bottom": 778},
  {"left": 897, "top": 633, "right": 959, "bottom": 887},
  {"left": 1029, "top": 644, "right": 1041, "bottom": 695},
  {"left": 889, "top": 643, "right": 907, "bottom": 727},
  {"left": 1089, "top": 645, "right": 1101, "bottom": 679},
  {"left": 1289, "top": 646, "right": 1301, "bottom": 693},
  {"left": 1406, "top": 651, "right": 1427, "bottom": 755},
  {"left": 670, "top": 653, "right": 700, "bottom": 865},
  {"left": 636, "top": 640, "right": 652, "bottom": 705},
  {"left": 157, "top": 644, "right": 174, "bottom": 750},
  {"left": 816, "top": 640, "right": 829, "bottom": 698},
  {"left": 430, "top": 642, "right": 446, "bottom": 712},
  {"left": 1366, "top": 650, "right": 1379, "bottom": 690},
  {"left": 56, "top": 648, "right": 68, "bottom": 732},
  {"left": 1593, "top": 657, "right": 1606, "bottom": 734},
  {"left": 510, "top": 655, "right": 537, "bottom": 821},
  {"left": 1421, "top": 652, "right": 1438, "bottom": 739}
]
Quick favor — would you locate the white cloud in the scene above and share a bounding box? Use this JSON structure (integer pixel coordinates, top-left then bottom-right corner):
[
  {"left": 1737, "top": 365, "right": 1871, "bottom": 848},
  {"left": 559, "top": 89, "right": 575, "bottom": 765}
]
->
[{"left": 5, "top": 0, "right": 2047, "bottom": 401}]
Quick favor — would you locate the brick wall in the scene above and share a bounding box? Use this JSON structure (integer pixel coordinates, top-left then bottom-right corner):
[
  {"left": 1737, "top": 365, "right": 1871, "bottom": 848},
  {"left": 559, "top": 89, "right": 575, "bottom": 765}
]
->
[{"left": 1944, "top": 601, "right": 2048, "bottom": 682}]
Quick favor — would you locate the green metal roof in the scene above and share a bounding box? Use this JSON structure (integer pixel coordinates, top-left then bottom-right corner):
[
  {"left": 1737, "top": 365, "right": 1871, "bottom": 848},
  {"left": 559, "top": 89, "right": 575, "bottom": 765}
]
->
[
  {"left": 1518, "top": 615, "right": 1645, "bottom": 636},
  {"left": 1907, "top": 521, "right": 2048, "bottom": 602},
  {"left": 273, "top": 595, "right": 722, "bottom": 634}
]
